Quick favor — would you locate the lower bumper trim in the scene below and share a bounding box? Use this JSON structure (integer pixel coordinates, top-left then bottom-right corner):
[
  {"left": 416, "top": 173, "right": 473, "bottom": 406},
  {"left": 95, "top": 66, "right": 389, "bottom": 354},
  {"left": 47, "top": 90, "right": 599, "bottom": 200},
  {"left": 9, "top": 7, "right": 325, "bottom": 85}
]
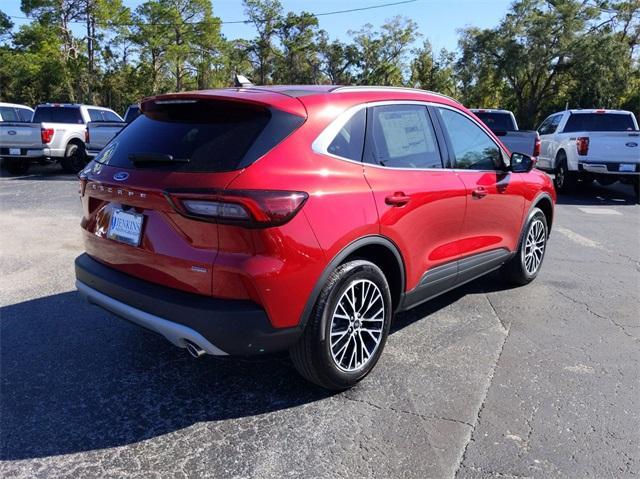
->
[{"left": 76, "top": 280, "right": 228, "bottom": 355}]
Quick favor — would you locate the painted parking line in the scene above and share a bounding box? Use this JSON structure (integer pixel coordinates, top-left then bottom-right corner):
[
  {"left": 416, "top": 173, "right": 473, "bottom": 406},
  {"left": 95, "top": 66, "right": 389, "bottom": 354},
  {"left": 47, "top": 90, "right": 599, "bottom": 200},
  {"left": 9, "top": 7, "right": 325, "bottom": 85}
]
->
[
  {"left": 577, "top": 207, "right": 623, "bottom": 215},
  {"left": 555, "top": 226, "right": 601, "bottom": 248}
]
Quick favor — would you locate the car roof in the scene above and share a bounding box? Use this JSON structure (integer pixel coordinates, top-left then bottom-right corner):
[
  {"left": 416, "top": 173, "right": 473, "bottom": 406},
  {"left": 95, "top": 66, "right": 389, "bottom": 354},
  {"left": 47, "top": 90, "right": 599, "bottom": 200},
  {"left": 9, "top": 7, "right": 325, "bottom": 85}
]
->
[
  {"left": 35, "top": 103, "right": 115, "bottom": 110},
  {"left": 0, "top": 102, "right": 34, "bottom": 111},
  {"left": 470, "top": 108, "right": 511, "bottom": 114},
  {"left": 566, "top": 109, "right": 634, "bottom": 115}
]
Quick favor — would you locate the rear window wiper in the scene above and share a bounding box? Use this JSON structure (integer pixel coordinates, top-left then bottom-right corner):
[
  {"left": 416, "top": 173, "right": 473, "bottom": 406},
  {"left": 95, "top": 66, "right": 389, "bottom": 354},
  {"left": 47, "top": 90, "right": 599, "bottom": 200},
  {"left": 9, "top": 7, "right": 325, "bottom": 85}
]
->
[{"left": 128, "top": 153, "right": 190, "bottom": 164}]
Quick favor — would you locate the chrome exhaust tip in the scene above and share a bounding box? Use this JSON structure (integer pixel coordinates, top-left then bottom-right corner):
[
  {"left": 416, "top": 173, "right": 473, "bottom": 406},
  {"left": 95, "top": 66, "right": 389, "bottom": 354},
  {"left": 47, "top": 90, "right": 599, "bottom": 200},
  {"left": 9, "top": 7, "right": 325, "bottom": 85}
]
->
[{"left": 184, "top": 340, "right": 206, "bottom": 358}]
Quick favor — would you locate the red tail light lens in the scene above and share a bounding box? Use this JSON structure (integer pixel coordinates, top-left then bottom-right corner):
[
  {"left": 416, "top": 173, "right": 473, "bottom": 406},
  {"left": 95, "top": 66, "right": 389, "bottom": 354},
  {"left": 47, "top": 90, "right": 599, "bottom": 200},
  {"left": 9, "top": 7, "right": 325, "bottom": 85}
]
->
[
  {"left": 165, "top": 190, "right": 308, "bottom": 227},
  {"left": 533, "top": 134, "right": 541, "bottom": 157},
  {"left": 85, "top": 129, "right": 90, "bottom": 143},
  {"left": 41, "top": 128, "right": 54, "bottom": 144},
  {"left": 576, "top": 137, "right": 589, "bottom": 156}
]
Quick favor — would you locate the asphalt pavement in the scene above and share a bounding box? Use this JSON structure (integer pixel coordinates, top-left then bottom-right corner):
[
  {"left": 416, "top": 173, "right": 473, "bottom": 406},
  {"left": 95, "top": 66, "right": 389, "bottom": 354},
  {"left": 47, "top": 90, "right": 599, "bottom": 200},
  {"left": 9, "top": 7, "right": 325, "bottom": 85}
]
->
[{"left": 1, "top": 164, "right": 638, "bottom": 478}]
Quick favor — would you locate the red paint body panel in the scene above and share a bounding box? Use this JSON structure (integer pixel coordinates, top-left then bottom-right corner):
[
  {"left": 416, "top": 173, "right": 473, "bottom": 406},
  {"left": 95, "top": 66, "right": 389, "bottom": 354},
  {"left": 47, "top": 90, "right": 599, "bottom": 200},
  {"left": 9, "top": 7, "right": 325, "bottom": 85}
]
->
[{"left": 79, "top": 86, "right": 555, "bottom": 332}]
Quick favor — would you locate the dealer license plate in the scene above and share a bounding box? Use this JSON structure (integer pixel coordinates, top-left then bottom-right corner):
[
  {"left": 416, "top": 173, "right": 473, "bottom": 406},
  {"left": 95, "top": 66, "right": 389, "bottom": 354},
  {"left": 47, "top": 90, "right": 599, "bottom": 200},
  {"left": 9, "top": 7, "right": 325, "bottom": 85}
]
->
[
  {"left": 9, "top": 148, "right": 20, "bottom": 155},
  {"left": 619, "top": 163, "right": 635, "bottom": 172},
  {"left": 107, "top": 209, "right": 144, "bottom": 247}
]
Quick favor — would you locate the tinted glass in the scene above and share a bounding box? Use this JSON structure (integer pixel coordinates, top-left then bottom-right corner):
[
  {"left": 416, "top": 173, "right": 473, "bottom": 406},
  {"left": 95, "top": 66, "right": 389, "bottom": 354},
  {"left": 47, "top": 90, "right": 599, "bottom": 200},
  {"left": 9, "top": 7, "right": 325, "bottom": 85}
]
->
[
  {"left": 87, "top": 109, "right": 103, "bottom": 121},
  {"left": 367, "top": 105, "right": 442, "bottom": 169},
  {"left": 327, "top": 109, "right": 365, "bottom": 161},
  {"left": 474, "top": 112, "right": 516, "bottom": 132},
  {"left": 563, "top": 113, "right": 637, "bottom": 132},
  {"left": 17, "top": 108, "right": 33, "bottom": 122},
  {"left": 102, "top": 110, "right": 122, "bottom": 122},
  {"left": 0, "top": 107, "right": 19, "bottom": 121},
  {"left": 95, "top": 101, "right": 303, "bottom": 172},
  {"left": 437, "top": 108, "right": 503, "bottom": 170},
  {"left": 537, "top": 116, "right": 553, "bottom": 135},
  {"left": 33, "top": 107, "right": 83, "bottom": 124},
  {"left": 124, "top": 106, "right": 141, "bottom": 123}
]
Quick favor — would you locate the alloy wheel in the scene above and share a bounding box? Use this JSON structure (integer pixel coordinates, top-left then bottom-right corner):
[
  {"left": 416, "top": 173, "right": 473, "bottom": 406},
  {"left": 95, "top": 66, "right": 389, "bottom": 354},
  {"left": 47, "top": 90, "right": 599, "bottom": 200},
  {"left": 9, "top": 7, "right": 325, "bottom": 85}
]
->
[
  {"left": 523, "top": 219, "right": 546, "bottom": 275},
  {"left": 329, "top": 279, "right": 385, "bottom": 372}
]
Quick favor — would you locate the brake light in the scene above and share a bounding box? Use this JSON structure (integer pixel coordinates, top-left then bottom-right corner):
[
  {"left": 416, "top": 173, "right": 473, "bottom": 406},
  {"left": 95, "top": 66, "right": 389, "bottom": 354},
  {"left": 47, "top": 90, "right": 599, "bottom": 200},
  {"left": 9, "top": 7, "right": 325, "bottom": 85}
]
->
[
  {"left": 41, "top": 128, "right": 54, "bottom": 144},
  {"left": 165, "top": 190, "right": 309, "bottom": 227},
  {"left": 576, "top": 137, "right": 589, "bottom": 156},
  {"left": 533, "top": 134, "right": 541, "bottom": 157},
  {"left": 85, "top": 129, "right": 89, "bottom": 143}
]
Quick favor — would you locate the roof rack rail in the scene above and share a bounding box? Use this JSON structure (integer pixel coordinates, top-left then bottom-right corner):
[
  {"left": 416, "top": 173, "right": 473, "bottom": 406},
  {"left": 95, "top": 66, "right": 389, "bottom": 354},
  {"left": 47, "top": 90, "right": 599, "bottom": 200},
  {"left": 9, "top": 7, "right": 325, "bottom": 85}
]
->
[{"left": 331, "top": 86, "right": 459, "bottom": 104}]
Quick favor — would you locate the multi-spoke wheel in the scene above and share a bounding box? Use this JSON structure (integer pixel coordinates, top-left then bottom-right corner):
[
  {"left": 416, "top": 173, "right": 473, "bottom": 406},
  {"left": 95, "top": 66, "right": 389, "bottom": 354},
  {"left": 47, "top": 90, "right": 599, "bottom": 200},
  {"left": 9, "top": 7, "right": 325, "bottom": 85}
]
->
[
  {"left": 523, "top": 219, "right": 546, "bottom": 275},
  {"left": 290, "top": 260, "right": 392, "bottom": 390},
  {"left": 501, "top": 207, "right": 548, "bottom": 285},
  {"left": 329, "top": 279, "right": 385, "bottom": 372}
]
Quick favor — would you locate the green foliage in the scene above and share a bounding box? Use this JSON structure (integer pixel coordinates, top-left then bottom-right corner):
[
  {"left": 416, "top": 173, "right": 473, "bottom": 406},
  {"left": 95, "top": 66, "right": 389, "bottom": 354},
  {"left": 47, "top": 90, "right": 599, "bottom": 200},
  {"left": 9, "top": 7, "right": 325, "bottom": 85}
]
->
[{"left": 0, "top": 0, "right": 638, "bottom": 123}]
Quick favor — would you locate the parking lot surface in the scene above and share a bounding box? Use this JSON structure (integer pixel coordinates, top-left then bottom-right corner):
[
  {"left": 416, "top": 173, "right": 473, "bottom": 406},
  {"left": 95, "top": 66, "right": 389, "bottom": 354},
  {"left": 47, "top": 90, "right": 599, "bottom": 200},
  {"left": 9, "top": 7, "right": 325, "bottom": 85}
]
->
[{"left": 1, "top": 165, "right": 638, "bottom": 478}]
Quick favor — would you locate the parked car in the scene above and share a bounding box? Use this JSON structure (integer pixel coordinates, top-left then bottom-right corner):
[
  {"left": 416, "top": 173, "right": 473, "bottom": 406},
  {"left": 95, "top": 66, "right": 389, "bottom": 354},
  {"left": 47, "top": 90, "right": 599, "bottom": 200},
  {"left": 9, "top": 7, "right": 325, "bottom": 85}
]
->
[
  {"left": 471, "top": 108, "right": 540, "bottom": 158},
  {"left": 536, "top": 109, "right": 640, "bottom": 198},
  {"left": 75, "top": 86, "right": 555, "bottom": 389},
  {"left": 0, "top": 103, "right": 122, "bottom": 175},
  {"left": 0, "top": 102, "right": 34, "bottom": 122},
  {"left": 86, "top": 104, "right": 142, "bottom": 158}
]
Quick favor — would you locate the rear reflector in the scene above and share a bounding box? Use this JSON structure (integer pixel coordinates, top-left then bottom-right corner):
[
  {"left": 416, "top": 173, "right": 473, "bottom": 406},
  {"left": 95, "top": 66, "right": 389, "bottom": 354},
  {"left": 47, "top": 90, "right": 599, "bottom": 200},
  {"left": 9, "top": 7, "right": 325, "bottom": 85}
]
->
[
  {"left": 576, "top": 137, "right": 589, "bottom": 156},
  {"left": 41, "top": 128, "right": 54, "bottom": 144},
  {"left": 166, "top": 190, "right": 308, "bottom": 227}
]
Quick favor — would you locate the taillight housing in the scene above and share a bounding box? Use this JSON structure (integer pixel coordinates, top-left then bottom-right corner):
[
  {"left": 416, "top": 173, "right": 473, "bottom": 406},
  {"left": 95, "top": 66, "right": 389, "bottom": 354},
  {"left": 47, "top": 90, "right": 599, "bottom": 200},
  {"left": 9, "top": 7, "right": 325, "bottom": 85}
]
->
[
  {"left": 41, "top": 128, "right": 54, "bottom": 144},
  {"left": 165, "top": 189, "right": 309, "bottom": 228},
  {"left": 533, "top": 134, "right": 541, "bottom": 157},
  {"left": 85, "top": 129, "right": 89, "bottom": 143},
  {"left": 576, "top": 137, "right": 589, "bottom": 156}
]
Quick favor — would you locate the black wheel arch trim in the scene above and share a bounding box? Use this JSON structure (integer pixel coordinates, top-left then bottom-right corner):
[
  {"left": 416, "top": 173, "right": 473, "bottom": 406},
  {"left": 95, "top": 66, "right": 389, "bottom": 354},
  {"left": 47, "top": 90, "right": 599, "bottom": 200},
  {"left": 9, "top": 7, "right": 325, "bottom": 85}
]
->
[
  {"left": 298, "top": 235, "right": 406, "bottom": 336},
  {"left": 529, "top": 192, "right": 554, "bottom": 233}
]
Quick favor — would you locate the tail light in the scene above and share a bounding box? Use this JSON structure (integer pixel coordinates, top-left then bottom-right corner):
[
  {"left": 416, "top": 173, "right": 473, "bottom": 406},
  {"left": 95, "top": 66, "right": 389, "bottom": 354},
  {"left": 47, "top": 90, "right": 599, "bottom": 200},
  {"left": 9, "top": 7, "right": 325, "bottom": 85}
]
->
[
  {"left": 165, "top": 189, "right": 309, "bottom": 228},
  {"left": 85, "top": 129, "right": 89, "bottom": 143},
  {"left": 576, "top": 137, "right": 589, "bottom": 156},
  {"left": 41, "top": 128, "right": 54, "bottom": 144},
  {"left": 533, "top": 134, "right": 541, "bottom": 157}
]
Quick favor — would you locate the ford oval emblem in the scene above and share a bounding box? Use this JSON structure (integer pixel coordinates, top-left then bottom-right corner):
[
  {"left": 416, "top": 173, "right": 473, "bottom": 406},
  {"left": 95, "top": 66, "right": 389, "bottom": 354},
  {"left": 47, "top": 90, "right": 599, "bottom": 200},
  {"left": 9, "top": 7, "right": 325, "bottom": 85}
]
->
[
  {"left": 626, "top": 142, "right": 638, "bottom": 147},
  {"left": 113, "top": 172, "right": 129, "bottom": 181},
  {"left": 7, "top": 130, "right": 16, "bottom": 136}
]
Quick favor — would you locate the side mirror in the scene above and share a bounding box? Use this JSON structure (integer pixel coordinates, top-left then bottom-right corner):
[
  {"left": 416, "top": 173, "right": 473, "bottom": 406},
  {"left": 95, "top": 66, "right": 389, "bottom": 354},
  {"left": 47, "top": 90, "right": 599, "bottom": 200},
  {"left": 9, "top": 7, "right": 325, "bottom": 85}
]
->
[{"left": 510, "top": 152, "right": 536, "bottom": 173}]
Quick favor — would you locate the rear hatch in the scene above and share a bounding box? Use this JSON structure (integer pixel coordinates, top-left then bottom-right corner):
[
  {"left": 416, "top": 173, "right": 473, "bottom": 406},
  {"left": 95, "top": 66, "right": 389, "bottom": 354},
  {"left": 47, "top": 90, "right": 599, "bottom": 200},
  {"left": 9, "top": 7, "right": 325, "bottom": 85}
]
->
[{"left": 80, "top": 91, "right": 306, "bottom": 296}]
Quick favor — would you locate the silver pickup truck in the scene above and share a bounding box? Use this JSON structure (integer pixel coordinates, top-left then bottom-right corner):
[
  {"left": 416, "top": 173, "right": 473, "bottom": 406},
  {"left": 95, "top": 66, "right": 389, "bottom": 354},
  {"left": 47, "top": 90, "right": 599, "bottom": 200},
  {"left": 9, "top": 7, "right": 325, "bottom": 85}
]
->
[
  {"left": 470, "top": 109, "right": 540, "bottom": 158},
  {"left": 86, "top": 104, "right": 141, "bottom": 158},
  {"left": 0, "top": 103, "right": 122, "bottom": 175}
]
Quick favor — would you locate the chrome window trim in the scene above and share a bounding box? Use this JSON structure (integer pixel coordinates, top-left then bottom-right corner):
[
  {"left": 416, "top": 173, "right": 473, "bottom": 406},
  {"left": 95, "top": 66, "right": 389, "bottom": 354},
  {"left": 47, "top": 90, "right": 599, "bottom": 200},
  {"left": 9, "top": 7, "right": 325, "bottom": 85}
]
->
[
  {"left": 312, "top": 100, "right": 510, "bottom": 173},
  {"left": 332, "top": 86, "right": 459, "bottom": 104}
]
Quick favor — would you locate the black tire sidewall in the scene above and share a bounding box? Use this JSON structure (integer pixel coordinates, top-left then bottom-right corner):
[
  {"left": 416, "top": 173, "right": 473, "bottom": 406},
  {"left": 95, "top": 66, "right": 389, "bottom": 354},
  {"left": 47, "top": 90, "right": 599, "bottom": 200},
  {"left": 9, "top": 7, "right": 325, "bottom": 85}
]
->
[
  {"left": 518, "top": 210, "right": 548, "bottom": 282},
  {"left": 62, "top": 143, "right": 87, "bottom": 173},
  {"left": 314, "top": 261, "right": 392, "bottom": 389}
]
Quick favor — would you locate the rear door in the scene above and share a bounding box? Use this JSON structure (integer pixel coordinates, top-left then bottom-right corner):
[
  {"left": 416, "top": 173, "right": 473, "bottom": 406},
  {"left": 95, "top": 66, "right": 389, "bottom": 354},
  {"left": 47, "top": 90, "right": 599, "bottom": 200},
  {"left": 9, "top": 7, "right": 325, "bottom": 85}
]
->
[
  {"left": 433, "top": 105, "right": 525, "bottom": 275},
  {"left": 81, "top": 96, "right": 305, "bottom": 296},
  {"left": 537, "top": 113, "right": 562, "bottom": 169},
  {"left": 361, "top": 102, "right": 467, "bottom": 305}
]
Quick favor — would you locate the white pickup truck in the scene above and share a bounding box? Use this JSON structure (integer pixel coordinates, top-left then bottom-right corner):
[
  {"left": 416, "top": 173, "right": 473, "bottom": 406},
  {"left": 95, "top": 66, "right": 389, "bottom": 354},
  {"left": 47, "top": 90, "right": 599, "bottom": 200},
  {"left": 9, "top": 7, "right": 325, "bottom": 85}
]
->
[
  {"left": 0, "top": 103, "right": 122, "bottom": 175},
  {"left": 536, "top": 109, "right": 640, "bottom": 198},
  {"left": 470, "top": 109, "right": 540, "bottom": 158}
]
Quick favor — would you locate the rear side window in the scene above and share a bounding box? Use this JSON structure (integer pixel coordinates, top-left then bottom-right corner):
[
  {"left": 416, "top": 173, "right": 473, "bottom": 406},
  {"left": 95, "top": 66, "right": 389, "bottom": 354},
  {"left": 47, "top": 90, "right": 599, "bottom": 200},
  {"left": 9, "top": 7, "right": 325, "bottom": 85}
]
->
[
  {"left": 87, "top": 109, "right": 103, "bottom": 121},
  {"left": 563, "top": 113, "right": 637, "bottom": 132},
  {"left": 94, "top": 100, "right": 304, "bottom": 172},
  {"left": 124, "top": 106, "right": 141, "bottom": 123},
  {"left": 474, "top": 112, "right": 516, "bottom": 132},
  {"left": 0, "top": 107, "right": 19, "bottom": 121},
  {"left": 437, "top": 107, "right": 503, "bottom": 171},
  {"left": 17, "top": 108, "right": 33, "bottom": 122},
  {"left": 102, "top": 110, "right": 122, "bottom": 122},
  {"left": 366, "top": 105, "right": 443, "bottom": 169},
  {"left": 327, "top": 109, "right": 365, "bottom": 161},
  {"left": 33, "top": 107, "right": 83, "bottom": 124}
]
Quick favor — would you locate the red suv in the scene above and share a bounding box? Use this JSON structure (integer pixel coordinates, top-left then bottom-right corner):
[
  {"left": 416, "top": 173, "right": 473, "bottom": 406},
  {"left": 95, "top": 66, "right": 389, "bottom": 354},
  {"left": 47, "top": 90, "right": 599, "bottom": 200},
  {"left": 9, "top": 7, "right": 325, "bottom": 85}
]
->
[{"left": 75, "top": 86, "right": 555, "bottom": 389}]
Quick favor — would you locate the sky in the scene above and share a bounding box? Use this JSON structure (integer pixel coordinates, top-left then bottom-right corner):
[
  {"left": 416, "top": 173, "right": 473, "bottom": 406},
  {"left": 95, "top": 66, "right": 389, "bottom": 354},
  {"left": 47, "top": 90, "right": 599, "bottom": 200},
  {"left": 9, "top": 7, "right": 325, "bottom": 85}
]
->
[{"left": 1, "top": 0, "right": 514, "bottom": 52}]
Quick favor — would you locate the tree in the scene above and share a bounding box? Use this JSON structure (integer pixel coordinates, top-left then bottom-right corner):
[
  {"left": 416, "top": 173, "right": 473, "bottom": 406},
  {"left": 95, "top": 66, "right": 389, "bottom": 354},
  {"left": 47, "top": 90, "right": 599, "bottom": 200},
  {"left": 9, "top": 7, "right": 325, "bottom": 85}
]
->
[
  {"left": 273, "top": 11, "right": 321, "bottom": 84},
  {"left": 410, "top": 40, "right": 456, "bottom": 96},
  {"left": 317, "top": 33, "right": 358, "bottom": 85},
  {"left": 243, "top": 0, "right": 283, "bottom": 84}
]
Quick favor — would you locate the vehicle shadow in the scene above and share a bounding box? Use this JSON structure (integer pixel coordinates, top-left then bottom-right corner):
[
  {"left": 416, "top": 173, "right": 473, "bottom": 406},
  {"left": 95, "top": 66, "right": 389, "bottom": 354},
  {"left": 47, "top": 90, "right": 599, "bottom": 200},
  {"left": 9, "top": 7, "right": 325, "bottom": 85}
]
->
[
  {"left": 1, "top": 272, "right": 511, "bottom": 461},
  {"left": 0, "top": 162, "right": 76, "bottom": 181},
  {"left": 555, "top": 181, "right": 637, "bottom": 206}
]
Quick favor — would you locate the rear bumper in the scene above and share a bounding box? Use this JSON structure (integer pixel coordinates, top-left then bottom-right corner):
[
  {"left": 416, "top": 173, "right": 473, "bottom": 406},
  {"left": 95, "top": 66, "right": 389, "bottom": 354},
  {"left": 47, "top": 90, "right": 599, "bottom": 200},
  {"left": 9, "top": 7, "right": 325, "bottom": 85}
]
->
[
  {"left": 0, "top": 147, "right": 47, "bottom": 159},
  {"left": 578, "top": 162, "right": 639, "bottom": 175},
  {"left": 75, "top": 253, "right": 301, "bottom": 355}
]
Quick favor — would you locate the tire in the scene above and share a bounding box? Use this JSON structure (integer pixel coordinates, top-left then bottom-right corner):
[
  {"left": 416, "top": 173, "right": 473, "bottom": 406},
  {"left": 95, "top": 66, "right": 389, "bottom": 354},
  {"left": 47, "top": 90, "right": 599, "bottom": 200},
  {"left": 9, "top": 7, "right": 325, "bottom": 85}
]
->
[
  {"left": 553, "top": 153, "right": 577, "bottom": 193},
  {"left": 501, "top": 207, "right": 548, "bottom": 286},
  {"left": 290, "top": 260, "right": 392, "bottom": 390},
  {"left": 3, "top": 158, "right": 30, "bottom": 176},
  {"left": 60, "top": 143, "right": 87, "bottom": 174}
]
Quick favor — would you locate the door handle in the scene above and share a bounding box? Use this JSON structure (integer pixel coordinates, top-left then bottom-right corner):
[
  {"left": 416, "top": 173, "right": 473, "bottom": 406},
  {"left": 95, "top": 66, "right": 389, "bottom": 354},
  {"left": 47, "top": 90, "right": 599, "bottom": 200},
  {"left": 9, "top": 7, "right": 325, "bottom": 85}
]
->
[
  {"left": 385, "top": 192, "right": 411, "bottom": 206},
  {"left": 472, "top": 187, "right": 488, "bottom": 199}
]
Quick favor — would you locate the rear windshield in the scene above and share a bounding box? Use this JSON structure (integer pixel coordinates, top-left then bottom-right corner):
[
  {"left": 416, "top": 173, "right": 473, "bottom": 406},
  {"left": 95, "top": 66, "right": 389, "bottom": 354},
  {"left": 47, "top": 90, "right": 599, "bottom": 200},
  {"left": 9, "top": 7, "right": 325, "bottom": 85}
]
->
[
  {"left": 563, "top": 113, "right": 637, "bottom": 132},
  {"left": 33, "top": 107, "right": 83, "bottom": 124},
  {"left": 0, "top": 107, "right": 19, "bottom": 122},
  {"left": 473, "top": 112, "right": 516, "bottom": 132},
  {"left": 94, "top": 100, "right": 304, "bottom": 172},
  {"left": 124, "top": 106, "right": 141, "bottom": 123}
]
